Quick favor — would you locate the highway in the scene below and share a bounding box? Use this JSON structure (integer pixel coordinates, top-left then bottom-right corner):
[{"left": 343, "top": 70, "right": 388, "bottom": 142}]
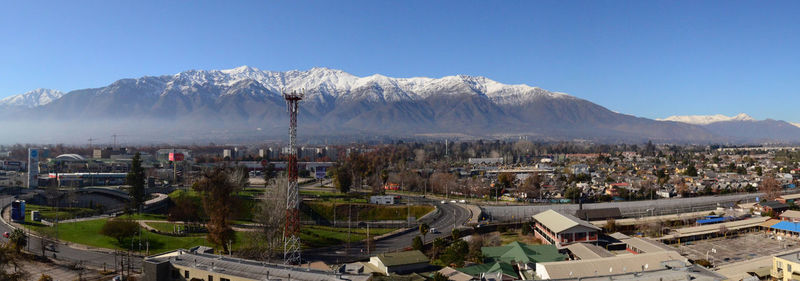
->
[
  {"left": 482, "top": 192, "right": 763, "bottom": 222},
  {"left": 302, "top": 196, "right": 473, "bottom": 264}
]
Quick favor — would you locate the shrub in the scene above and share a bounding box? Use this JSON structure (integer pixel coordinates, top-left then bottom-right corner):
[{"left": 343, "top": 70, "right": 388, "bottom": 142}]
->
[{"left": 101, "top": 219, "right": 139, "bottom": 244}]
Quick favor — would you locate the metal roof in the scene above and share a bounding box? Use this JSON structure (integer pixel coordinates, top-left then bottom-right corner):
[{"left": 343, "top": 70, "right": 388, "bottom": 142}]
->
[
  {"left": 481, "top": 241, "right": 565, "bottom": 264},
  {"left": 533, "top": 209, "right": 601, "bottom": 233},
  {"left": 659, "top": 217, "right": 769, "bottom": 240},
  {"left": 781, "top": 210, "right": 800, "bottom": 219},
  {"left": 565, "top": 243, "right": 614, "bottom": 260},
  {"left": 771, "top": 221, "right": 800, "bottom": 233},
  {"left": 146, "top": 249, "right": 369, "bottom": 281},
  {"left": 623, "top": 237, "right": 672, "bottom": 253},
  {"left": 536, "top": 251, "right": 688, "bottom": 280},
  {"left": 375, "top": 250, "right": 429, "bottom": 267}
]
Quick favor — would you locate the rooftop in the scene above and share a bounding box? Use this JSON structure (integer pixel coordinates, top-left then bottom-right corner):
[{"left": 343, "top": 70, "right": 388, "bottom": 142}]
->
[
  {"left": 481, "top": 241, "right": 565, "bottom": 264},
  {"left": 458, "top": 261, "right": 517, "bottom": 279},
  {"left": 771, "top": 221, "right": 800, "bottom": 233},
  {"left": 146, "top": 249, "right": 369, "bottom": 281},
  {"left": 533, "top": 209, "right": 601, "bottom": 233},
  {"left": 776, "top": 250, "right": 800, "bottom": 263},
  {"left": 781, "top": 210, "right": 800, "bottom": 219},
  {"left": 375, "top": 250, "right": 430, "bottom": 267},
  {"left": 536, "top": 251, "right": 688, "bottom": 280},
  {"left": 565, "top": 243, "right": 614, "bottom": 260}
]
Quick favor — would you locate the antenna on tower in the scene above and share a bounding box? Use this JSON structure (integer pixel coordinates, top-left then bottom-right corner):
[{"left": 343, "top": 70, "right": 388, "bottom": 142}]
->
[
  {"left": 88, "top": 137, "right": 97, "bottom": 149},
  {"left": 283, "top": 89, "right": 304, "bottom": 265}
]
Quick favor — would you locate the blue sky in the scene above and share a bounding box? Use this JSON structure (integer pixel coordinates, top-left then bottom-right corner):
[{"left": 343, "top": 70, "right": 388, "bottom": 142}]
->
[{"left": 1, "top": 1, "right": 798, "bottom": 121}]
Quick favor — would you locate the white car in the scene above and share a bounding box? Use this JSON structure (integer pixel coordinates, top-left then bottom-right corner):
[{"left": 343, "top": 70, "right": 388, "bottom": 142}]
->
[
  {"left": 429, "top": 228, "right": 439, "bottom": 234},
  {"left": 450, "top": 200, "right": 456, "bottom": 203},
  {"left": 458, "top": 199, "right": 466, "bottom": 203},
  {"left": 441, "top": 200, "right": 447, "bottom": 204}
]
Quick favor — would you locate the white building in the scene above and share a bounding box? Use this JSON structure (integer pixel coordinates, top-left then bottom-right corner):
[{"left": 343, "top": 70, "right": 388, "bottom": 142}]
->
[{"left": 370, "top": 195, "right": 396, "bottom": 205}]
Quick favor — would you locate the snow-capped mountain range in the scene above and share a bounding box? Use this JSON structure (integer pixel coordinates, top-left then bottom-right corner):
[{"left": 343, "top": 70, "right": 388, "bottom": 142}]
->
[
  {"left": 1, "top": 66, "right": 799, "bottom": 144},
  {"left": 658, "top": 113, "right": 755, "bottom": 125},
  {"left": 0, "top": 88, "right": 64, "bottom": 108}
]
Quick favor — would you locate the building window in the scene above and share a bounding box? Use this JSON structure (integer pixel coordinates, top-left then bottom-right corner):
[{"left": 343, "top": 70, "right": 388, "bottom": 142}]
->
[
  {"left": 184, "top": 270, "right": 189, "bottom": 278},
  {"left": 221, "top": 278, "right": 231, "bottom": 281},
  {"left": 208, "top": 275, "right": 214, "bottom": 281},
  {"left": 788, "top": 263, "right": 792, "bottom": 272}
]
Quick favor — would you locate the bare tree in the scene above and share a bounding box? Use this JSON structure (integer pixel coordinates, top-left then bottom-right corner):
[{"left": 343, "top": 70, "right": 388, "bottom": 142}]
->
[
  {"left": 431, "top": 172, "right": 457, "bottom": 196},
  {"left": 245, "top": 177, "right": 287, "bottom": 262},
  {"left": 760, "top": 176, "right": 781, "bottom": 201}
]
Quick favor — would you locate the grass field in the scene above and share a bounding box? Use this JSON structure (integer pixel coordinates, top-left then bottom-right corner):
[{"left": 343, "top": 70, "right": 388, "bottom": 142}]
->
[
  {"left": 300, "top": 225, "right": 397, "bottom": 248},
  {"left": 20, "top": 218, "right": 246, "bottom": 254},
  {"left": 304, "top": 202, "right": 434, "bottom": 221},
  {"left": 498, "top": 231, "right": 542, "bottom": 245},
  {"left": 299, "top": 190, "right": 367, "bottom": 203},
  {"left": 25, "top": 204, "right": 101, "bottom": 221}
]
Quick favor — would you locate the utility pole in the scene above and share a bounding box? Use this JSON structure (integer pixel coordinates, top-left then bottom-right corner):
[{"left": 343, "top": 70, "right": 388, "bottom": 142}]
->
[{"left": 283, "top": 90, "right": 304, "bottom": 265}]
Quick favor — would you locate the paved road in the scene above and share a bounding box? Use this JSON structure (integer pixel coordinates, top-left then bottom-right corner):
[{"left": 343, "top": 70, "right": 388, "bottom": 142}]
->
[
  {"left": 303, "top": 196, "right": 472, "bottom": 264},
  {"left": 0, "top": 196, "right": 141, "bottom": 271},
  {"left": 482, "top": 192, "right": 763, "bottom": 222}
]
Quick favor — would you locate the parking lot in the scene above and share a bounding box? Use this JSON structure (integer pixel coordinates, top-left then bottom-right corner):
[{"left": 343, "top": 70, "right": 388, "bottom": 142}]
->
[{"left": 677, "top": 232, "right": 794, "bottom": 266}]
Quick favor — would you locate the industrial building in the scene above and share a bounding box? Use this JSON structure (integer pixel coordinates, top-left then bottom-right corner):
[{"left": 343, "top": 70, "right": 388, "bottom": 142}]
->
[{"left": 142, "top": 247, "right": 370, "bottom": 281}]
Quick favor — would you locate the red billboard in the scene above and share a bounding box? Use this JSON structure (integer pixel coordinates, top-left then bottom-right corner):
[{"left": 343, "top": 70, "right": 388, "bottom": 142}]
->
[{"left": 169, "top": 153, "right": 184, "bottom": 162}]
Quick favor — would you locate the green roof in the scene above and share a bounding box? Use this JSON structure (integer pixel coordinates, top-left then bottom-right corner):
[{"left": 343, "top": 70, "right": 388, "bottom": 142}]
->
[
  {"left": 458, "top": 262, "right": 518, "bottom": 278},
  {"left": 481, "top": 241, "right": 565, "bottom": 264},
  {"left": 376, "top": 250, "right": 430, "bottom": 267}
]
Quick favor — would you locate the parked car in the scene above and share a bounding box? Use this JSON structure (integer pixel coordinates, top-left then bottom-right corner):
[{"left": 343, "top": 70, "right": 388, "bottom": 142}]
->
[
  {"left": 2, "top": 232, "right": 8, "bottom": 238},
  {"left": 458, "top": 199, "right": 466, "bottom": 203},
  {"left": 440, "top": 200, "right": 447, "bottom": 204},
  {"left": 429, "top": 228, "right": 440, "bottom": 234}
]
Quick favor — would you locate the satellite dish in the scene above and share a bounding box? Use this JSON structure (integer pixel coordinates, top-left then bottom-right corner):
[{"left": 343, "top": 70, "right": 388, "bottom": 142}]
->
[
  {"left": 645, "top": 264, "right": 649, "bottom": 269},
  {"left": 609, "top": 267, "right": 613, "bottom": 273}
]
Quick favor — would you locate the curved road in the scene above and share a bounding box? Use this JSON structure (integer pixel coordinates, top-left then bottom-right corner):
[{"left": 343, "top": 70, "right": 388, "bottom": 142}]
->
[
  {"left": 0, "top": 196, "right": 140, "bottom": 270},
  {"left": 0, "top": 194, "right": 471, "bottom": 267},
  {"left": 303, "top": 196, "right": 472, "bottom": 264}
]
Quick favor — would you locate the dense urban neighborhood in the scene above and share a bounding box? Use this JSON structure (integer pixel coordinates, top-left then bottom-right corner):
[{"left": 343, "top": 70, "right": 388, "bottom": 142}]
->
[{"left": 1, "top": 141, "right": 800, "bottom": 280}]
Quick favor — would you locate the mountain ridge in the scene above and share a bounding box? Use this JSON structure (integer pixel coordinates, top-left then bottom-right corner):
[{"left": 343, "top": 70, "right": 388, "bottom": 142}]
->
[{"left": 0, "top": 66, "right": 796, "bottom": 144}]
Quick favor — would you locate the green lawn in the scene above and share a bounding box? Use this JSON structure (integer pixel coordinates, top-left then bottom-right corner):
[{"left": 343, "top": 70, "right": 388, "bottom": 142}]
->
[
  {"left": 21, "top": 218, "right": 245, "bottom": 255},
  {"left": 299, "top": 190, "right": 367, "bottom": 203},
  {"left": 25, "top": 204, "right": 101, "bottom": 221},
  {"left": 117, "top": 213, "right": 167, "bottom": 220},
  {"left": 300, "top": 225, "right": 397, "bottom": 248}
]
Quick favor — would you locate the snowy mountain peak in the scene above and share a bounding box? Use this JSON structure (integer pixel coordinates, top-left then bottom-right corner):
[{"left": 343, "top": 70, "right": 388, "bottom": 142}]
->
[
  {"left": 0, "top": 88, "right": 64, "bottom": 108},
  {"left": 221, "top": 65, "right": 260, "bottom": 74},
  {"left": 658, "top": 113, "right": 754, "bottom": 125}
]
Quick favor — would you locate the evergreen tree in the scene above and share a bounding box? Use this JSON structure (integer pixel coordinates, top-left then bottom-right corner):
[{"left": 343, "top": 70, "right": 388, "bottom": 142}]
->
[{"left": 126, "top": 152, "right": 146, "bottom": 213}]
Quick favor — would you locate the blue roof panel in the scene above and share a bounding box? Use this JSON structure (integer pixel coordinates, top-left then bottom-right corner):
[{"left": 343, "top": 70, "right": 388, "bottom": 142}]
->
[{"left": 771, "top": 221, "right": 800, "bottom": 232}]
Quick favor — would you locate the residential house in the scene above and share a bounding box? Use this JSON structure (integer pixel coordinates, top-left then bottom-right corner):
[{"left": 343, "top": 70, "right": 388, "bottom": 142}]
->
[
  {"left": 756, "top": 201, "right": 789, "bottom": 215},
  {"left": 781, "top": 210, "right": 800, "bottom": 223}
]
